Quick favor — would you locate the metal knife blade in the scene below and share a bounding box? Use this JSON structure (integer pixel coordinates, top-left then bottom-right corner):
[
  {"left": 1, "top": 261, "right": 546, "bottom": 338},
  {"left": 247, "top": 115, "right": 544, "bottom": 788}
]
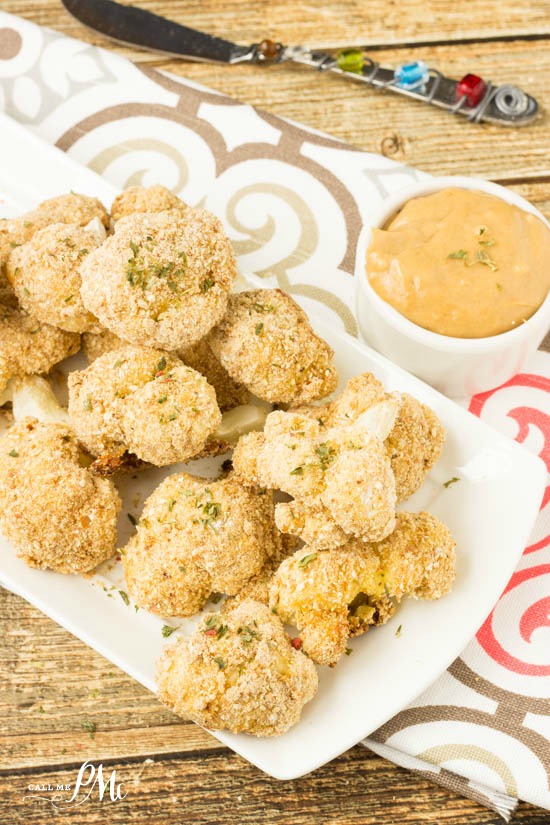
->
[{"left": 61, "top": 0, "right": 251, "bottom": 63}]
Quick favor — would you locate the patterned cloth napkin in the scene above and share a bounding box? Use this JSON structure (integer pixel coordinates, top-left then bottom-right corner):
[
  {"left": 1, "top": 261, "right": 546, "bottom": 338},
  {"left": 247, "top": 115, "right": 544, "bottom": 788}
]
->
[{"left": 0, "top": 12, "right": 548, "bottom": 819}]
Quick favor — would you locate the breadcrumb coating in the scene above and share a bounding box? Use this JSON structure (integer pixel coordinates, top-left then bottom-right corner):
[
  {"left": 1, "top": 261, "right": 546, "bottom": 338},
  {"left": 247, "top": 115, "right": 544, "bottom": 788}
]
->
[
  {"left": 82, "top": 328, "right": 250, "bottom": 411},
  {"left": 222, "top": 533, "right": 299, "bottom": 611},
  {"left": 7, "top": 223, "right": 103, "bottom": 332},
  {"left": 385, "top": 394, "right": 446, "bottom": 502},
  {"left": 0, "top": 418, "right": 120, "bottom": 573},
  {"left": 275, "top": 500, "right": 349, "bottom": 551},
  {"left": 82, "top": 327, "right": 125, "bottom": 363},
  {"left": 0, "top": 302, "right": 80, "bottom": 392},
  {"left": 374, "top": 511, "right": 456, "bottom": 601},
  {"left": 302, "top": 373, "right": 445, "bottom": 501},
  {"left": 177, "top": 337, "right": 250, "bottom": 411},
  {"left": 270, "top": 512, "right": 455, "bottom": 665},
  {"left": 156, "top": 599, "right": 318, "bottom": 736},
  {"left": 233, "top": 409, "right": 396, "bottom": 545},
  {"left": 207, "top": 289, "right": 338, "bottom": 405},
  {"left": 0, "top": 193, "right": 108, "bottom": 304},
  {"left": 122, "top": 474, "right": 280, "bottom": 616},
  {"left": 80, "top": 209, "right": 237, "bottom": 350},
  {"left": 68, "top": 345, "right": 221, "bottom": 466},
  {"left": 111, "top": 185, "right": 188, "bottom": 222},
  {"left": 270, "top": 545, "right": 386, "bottom": 666}
]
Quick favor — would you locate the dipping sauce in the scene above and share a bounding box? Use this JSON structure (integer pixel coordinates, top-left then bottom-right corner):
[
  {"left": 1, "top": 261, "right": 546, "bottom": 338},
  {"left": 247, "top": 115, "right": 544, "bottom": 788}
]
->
[{"left": 366, "top": 187, "right": 550, "bottom": 338}]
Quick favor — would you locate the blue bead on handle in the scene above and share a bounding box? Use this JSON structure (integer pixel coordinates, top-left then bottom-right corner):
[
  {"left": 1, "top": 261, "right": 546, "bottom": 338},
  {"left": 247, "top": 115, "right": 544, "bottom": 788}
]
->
[{"left": 394, "top": 60, "right": 430, "bottom": 90}]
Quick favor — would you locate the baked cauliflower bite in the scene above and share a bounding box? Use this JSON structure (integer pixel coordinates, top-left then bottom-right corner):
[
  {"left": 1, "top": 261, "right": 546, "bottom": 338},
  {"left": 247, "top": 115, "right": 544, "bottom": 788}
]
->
[
  {"left": 122, "top": 474, "right": 281, "bottom": 616},
  {"left": 68, "top": 346, "right": 221, "bottom": 466},
  {"left": 270, "top": 512, "right": 456, "bottom": 665},
  {"left": 0, "top": 418, "right": 120, "bottom": 573},
  {"left": 156, "top": 599, "right": 318, "bottom": 736},
  {"left": 233, "top": 409, "right": 396, "bottom": 545},
  {"left": 314, "top": 373, "right": 445, "bottom": 501},
  {"left": 0, "top": 193, "right": 109, "bottom": 303},
  {"left": 0, "top": 302, "right": 79, "bottom": 394},
  {"left": 7, "top": 222, "right": 104, "bottom": 332},
  {"left": 111, "top": 185, "right": 188, "bottom": 222},
  {"left": 80, "top": 209, "right": 237, "bottom": 350},
  {"left": 207, "top": 289, "right": 338, "bottom": 405}
]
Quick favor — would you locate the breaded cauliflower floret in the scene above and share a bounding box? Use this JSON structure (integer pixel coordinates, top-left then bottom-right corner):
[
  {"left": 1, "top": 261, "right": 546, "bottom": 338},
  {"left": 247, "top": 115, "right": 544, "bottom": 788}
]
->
[
  {"left": 80, "top": 209, "right": 237, "bottom": 350},
  {"left": 111, "top": 185, "right": 188, "bottom": 222},
  {"left": 233, "top": 409, "right": 396, "bottom": 545},
  {"left": 270, "top": 512, "right": 456, "bottom": 665},
  {"left": 156, "top": 599, "right": 318, "bottom": 736},
  {"left": 177, "top": 337, "right": 250, "bottom": 411},
  {"left": 0, "top": 418, "right": 120, "bottom": 572},
  {"left": 7, "top": 223, "right": 103, "bottom": 332},
  {"left": 0, "top": 302, "right": 80, "bottom": 394},
  {"left": 122, "top": 474, "right": 281, "bottom": 616},
  {"left": 315, "top": 373, "right": 445, "bottom": 501},
  {"left": 68, "top": 346, "right": 221, "bottom": 466},
  {"left": 0, "top": 193, "right": 108, "bottom": 303},
  {"left": 207, "top": 289, "right": 338, "bottom": 405}
]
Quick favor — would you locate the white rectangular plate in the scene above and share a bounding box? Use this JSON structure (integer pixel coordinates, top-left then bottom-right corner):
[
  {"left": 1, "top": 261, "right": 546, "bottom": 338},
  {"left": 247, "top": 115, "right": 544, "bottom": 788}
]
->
[{"left": 0, "top": 115, "right": 545, "bottom": 779}]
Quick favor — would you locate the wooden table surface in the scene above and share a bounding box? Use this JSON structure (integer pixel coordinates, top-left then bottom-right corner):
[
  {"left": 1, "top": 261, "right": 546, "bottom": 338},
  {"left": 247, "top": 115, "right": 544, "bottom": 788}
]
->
[{"left": 1, "top": 2, "right": 549, "bottom": 823}]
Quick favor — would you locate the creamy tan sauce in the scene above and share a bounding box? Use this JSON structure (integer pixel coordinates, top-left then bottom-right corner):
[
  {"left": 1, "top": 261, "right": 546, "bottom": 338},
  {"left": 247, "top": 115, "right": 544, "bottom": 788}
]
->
[{"left": 366, "top": 187, "right": 550, "bottom": 338}]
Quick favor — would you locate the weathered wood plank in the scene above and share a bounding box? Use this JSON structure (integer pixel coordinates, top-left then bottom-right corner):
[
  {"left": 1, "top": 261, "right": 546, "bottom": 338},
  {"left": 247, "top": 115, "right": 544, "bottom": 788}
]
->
[
  {"left": 1, "top": 745, "right": 548, "bottom": 825},
  {"left": 6, "top": 0, "right": 550, "bottom": 48}
]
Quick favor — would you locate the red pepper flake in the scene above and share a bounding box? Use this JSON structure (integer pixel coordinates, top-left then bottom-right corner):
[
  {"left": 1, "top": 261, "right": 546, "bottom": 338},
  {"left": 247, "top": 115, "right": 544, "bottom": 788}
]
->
[
  {"left": 204, "top": 628, "right": 217, "bottom": 637},
  {"left": 291, "top": 637, "right": 302, "bottom": 650}
]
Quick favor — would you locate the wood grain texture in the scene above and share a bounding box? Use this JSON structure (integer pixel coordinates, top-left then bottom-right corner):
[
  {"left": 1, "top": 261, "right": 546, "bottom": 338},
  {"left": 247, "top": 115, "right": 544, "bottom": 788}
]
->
[
  {"left": 6, "top": 0, "right": 550, "bottom": 47},
  {"left": 1, "top": 2, "right": 549, "bottom": 824}
]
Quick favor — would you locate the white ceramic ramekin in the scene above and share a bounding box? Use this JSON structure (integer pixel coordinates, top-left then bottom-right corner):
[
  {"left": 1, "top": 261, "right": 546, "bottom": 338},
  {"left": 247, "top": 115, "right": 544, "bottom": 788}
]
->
[{"left": 355, "top": 175, "right": 550, "bottom": 398}]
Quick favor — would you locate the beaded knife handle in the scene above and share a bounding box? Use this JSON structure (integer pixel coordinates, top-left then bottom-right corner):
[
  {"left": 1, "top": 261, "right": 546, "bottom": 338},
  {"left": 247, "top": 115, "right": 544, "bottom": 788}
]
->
[
  {"left": 249, "top": 42, "right": 538, "bottom": 126},
  {"left": 62, "top": 0, "right": 538, "bottom": 127}
]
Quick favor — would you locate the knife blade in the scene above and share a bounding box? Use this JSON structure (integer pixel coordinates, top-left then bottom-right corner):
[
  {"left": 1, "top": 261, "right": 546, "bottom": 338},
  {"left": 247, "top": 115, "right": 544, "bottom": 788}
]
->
[{"left": 61, "top": 0, "right": 252, "bottom": 63}]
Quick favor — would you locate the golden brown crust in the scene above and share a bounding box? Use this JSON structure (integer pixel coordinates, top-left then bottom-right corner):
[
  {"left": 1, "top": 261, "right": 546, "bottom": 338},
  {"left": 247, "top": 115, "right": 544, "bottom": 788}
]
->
[
  {"left": 111, "top": 185, "right": 188, "bottom": 222},
  {"left": 0, "top": 418, "right": 120, "bottom": 573},
  {"left": 82, "top": 328, "right": 126, "bottom": 363},
  {"left": 0, "top": 302, "right": 80, "bottom": 390},
  {"left": 7, "top": 223, "right": 102, "bottom": 332},
  {"left": 156, "top": 599, "right": 318, "bottom": 736},
  {"left": 269, "top": 512, "right": 455, "bottom": 665},
  {"left": 122, "top": 475, "right": 281, "bottom": 616},
  {"left": 80, "top": 209, "right": 237, "bottom": 350},
  {"left": 68, "top": 345, "right": 221, "bottom": 466},
  {"left": 207, "top": 289, "right": 338, "bottom": 405},
  {"left": 177, "top": 337, "right": 250, "bottom": 411},
  {"left": 385, "top": 394, "right": 446, "bottom": 501},
  {"left": 0, "top": 193, "right": 108, "bottom": 308}
]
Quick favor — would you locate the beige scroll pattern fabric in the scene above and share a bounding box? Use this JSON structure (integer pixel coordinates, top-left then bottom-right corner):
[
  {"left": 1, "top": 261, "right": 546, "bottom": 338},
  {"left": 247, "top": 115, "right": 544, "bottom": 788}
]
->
[{"left": 0, "top": 13, "right": 548, "bottom": 819}]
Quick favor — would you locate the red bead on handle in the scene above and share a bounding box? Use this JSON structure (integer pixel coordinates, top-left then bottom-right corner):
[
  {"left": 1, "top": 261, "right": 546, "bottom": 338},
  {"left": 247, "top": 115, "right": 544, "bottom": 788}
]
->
[{"left": 456, "top": 74, "right": 487, "bottom": 107}]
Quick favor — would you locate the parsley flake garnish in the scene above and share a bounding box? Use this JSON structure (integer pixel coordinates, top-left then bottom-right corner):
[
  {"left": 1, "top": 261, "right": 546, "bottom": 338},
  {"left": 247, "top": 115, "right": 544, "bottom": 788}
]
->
[
  {"left": 299, "top": 552, "right": 317, "bottom": 568},
  {"left": 81, "top": 720, "right": 96, "bottom": 739},
  {"left": 443, "top": 476, "right": 460, "bottom": 488},
  {"left": 162, "top": 625, "right": 177, "bottom": 638}
]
